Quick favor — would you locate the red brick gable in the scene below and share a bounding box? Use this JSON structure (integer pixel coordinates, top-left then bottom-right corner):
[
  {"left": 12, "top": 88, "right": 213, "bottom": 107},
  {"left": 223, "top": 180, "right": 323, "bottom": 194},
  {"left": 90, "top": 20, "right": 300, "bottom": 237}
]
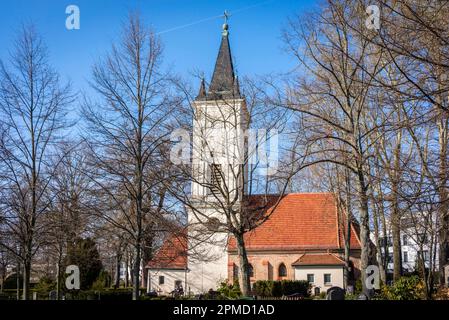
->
[
  {"left": 228, "top": 193, "right": 361, "bottom": 251},
  {"left": 147, "top": 231, "right": 187, "bottom": 270}
]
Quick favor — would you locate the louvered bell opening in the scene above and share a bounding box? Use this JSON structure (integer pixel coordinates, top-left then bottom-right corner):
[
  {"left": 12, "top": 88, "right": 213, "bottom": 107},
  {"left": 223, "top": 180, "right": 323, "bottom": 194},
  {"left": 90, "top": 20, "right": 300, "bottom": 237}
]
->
[{"left": 210, "top": 164, "right": 223, "bottom": 196}]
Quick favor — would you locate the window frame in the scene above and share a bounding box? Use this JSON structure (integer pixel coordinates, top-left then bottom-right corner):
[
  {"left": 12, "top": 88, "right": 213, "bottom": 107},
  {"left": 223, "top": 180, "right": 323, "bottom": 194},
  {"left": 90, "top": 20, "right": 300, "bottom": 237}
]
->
[
  {"left": 307, "top": 273, "right": 315, "bottom": 284},
  {"left": 324, "top": 273, "right": 332, "bottom": 285},
  {"left": 278, "top": 263, "right": 287, "bottom": 278}
]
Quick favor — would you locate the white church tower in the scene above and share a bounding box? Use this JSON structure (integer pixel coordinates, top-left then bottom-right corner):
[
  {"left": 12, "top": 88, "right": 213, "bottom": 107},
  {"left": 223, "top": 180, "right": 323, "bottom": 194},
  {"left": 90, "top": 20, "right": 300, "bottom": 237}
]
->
[{"left": 187, "top": 19, "right": 248, "bottom": 294}]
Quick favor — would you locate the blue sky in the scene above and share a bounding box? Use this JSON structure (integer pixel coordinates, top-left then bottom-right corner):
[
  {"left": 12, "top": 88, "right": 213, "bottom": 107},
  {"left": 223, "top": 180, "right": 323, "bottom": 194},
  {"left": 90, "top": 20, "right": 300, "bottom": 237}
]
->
[{"left": 0, "top": 0, "right": 318, "bottom": 94}]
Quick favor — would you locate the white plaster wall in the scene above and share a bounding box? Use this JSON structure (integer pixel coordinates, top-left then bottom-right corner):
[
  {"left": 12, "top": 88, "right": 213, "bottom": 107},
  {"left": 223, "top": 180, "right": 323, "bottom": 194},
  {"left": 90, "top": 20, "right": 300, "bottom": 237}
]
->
[
  {"left": 147, "top": 269, "right": 186, "bottom": 295},
  {"left": 191, "top": 99, "right": 247, "bottom": 199},
  {"left": 187, "top": 98, "right": 247, "bottom": 294},
  {"left": 187, "top": 206, "right": 229, "bottom": 294},
  {"left": 294, "top": 266, "right": 344, "bottom": 294}
]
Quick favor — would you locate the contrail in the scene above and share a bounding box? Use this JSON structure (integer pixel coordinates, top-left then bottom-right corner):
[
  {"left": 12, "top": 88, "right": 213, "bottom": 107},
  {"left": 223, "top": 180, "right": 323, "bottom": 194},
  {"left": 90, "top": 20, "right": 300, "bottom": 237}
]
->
[{"left": 156, "top": 0, "right": 275, "bottom": 35}]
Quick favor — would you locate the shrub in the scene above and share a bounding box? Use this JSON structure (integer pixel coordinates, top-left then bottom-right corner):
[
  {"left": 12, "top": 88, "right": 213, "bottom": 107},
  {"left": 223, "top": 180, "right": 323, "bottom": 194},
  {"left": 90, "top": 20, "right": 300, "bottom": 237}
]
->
[
  {"left": 253, "top": 280, "right": 274, "bottom": 297},
  {"left": 64, "top": 238, "right": 103, "bottom": 290},
  {"left": 253, "top": 280, "right": 310, "bottom": 297},
  {"left": 34, "top": 276, "right": 56, "bottom": 298},
  {"left": 217, "top": 279, "right": 242, "bottom": 299},
  {"left": 379, "top": 276, "right": 425, "bottom": 300},
  {"left": 91, "top": 270, "right": 112, "bottom": 290},
  {"left": 3, "top": 273, "right": 23, "bottom": 290},
  {"left": 434, "top": 288, "right": 449, "bottom": 300}
]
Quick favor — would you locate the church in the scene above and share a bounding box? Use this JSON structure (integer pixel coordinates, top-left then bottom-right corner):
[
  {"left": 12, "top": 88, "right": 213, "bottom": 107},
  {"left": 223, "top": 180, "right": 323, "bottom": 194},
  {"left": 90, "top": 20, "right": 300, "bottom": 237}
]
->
[{"left": 146, "top": 21, "right": 362, "bottom": 296}]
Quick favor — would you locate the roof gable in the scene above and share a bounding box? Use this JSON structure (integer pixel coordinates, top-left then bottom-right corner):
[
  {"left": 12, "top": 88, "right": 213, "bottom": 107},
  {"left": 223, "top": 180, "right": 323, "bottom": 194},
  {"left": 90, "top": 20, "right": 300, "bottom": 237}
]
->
[
  {"left": 147, "top": 231, "right": 187, "bottom": 270},
  {"left": 292, "top": 253, "right": 346, "bottom": 266},
  {"left": 228, "top": 193, "right": 362, "bottom": 251}
]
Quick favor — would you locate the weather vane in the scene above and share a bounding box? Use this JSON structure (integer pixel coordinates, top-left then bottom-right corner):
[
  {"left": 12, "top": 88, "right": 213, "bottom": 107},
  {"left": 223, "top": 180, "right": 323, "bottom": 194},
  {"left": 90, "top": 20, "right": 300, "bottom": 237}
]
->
[
  {"left": 223, "top": 10, "right": 231, "bottom": 24},
  {"left": 222, "top": 10, "right": 231, "bottom": 35}
]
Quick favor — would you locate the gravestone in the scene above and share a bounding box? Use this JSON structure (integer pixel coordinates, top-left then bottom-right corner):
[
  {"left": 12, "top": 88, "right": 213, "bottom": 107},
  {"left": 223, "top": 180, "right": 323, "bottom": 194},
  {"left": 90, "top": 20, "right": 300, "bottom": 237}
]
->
[
  {"left": 357, "top": 293, "right": 369, "bottom": 300},
  {"left": 49, "top": 290, "right": 57, "bottom": 300},
  {"left": 326, "top": 287, "right": 345, "bottom": 300},
  {"left": 346, "top": 285, "right": 354, "bottom": 295},
  {"left": 314, "top": 287, "right": 321, "bottom": 296}
]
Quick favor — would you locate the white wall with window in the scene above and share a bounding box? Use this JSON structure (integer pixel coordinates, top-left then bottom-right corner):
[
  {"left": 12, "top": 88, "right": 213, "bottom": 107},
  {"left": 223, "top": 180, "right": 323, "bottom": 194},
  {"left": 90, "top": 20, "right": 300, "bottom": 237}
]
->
[
  {"left": 147, "top": 268, "right": 187, "bottom": 295},
  {"left": 378, "top": 217, "right": 439, "bottom": 275},
  {"left": 294, "top": 266, "right": 344, "bottom": 295}
]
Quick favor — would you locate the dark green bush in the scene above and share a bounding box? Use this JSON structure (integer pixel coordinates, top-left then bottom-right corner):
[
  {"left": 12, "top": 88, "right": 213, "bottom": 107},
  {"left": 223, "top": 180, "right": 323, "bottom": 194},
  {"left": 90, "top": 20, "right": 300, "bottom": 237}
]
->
[
  {"left": 378, "top": 276, "right": 425, "bottom": 300},
  {"left": 217, "top": 279, "right": 242, "bottom": 299},
  {"left": 2, "top": 273, "right": 23, "bottom": 290},
  {"left": 34, "top": 276, "right": 56, "bottom": 298},
  {"left": 253, "top": 280, "right": 310, "bottom": 297}
]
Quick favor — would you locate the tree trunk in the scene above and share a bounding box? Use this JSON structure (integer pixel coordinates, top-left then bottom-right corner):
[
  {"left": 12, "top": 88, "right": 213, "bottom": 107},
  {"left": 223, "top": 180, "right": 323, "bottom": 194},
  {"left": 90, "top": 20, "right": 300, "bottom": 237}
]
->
[
  {"left": 391, "top": 133, "right": 403, "bottom": 282},
  {"left": 125, "top": 253, "right": 129, "bottom": 288},
  {"left": 371, "top": 200, "right": 386, "bottom": 284},
  {"left": 56, "top": 262, "right": 60, "bottom": 300},
  {"left": 343, "top": 169, "right": 352, "bottom": 289},
  {"left": 391, "top": 191, "right": 402, "bottom": 282},
  {"left": 235, "top": 233, "right": 251, "bottom": 297},
  {"left": 357, "top": 170, "right": 371, "bottom": 295},
  {"left": 438, "top": 111, "right": 449, "bottom": 287},
  {"left": 132, "top": 243, "right": 141, "bottom": 300},
  {"left": 114, "top": 253, "right": 121, "bottom": 289},
  {"left": 16, "top": 260, "right": 20, "bottom": 301},
  {"left": 22, "top": 258, "right": 31, "bottom": 300}
]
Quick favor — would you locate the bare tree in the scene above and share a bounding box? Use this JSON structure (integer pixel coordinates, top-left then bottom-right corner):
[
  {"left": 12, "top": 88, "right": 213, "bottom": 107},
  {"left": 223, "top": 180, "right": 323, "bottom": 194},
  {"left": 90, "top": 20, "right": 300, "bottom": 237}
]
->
[
  {"left": 42, "top": 142, "right": 92, "bottom": 299},
  {"left": 0, "top": 25, "right": 73, "bottom": 299},
  {"left": 81, "top": 13, "right": 176, "bottom": 300},
  {"left": 282, "top": 0, "right": 386, "bottom": 293}
]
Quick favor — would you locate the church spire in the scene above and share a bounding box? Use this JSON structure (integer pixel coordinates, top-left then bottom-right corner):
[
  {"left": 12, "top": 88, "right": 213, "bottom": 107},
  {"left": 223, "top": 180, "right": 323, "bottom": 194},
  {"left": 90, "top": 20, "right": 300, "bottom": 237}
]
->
[
  {"left": 196, "top": 77, "right": 207, "bottom": 100},
  {"left": 207, "top": 12, "right": 241, "bottom": 100}
]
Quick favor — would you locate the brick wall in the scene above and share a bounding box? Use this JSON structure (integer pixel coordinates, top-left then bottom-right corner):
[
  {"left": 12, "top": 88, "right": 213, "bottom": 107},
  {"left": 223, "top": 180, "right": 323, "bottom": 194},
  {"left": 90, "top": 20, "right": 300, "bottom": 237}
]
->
[{"left": 228, "top": 250, "right": 361, "bottom": 285}]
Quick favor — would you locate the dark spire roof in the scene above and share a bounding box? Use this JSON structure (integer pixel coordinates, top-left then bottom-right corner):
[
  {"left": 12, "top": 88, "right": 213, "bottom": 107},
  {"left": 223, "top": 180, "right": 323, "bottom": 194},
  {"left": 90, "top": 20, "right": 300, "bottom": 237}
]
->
[
  {"left": 199, "top": 22, "right": 241, "bottom": 101},
  {"left": 196, "top": 77, "right": 207, "bottom": 100}
]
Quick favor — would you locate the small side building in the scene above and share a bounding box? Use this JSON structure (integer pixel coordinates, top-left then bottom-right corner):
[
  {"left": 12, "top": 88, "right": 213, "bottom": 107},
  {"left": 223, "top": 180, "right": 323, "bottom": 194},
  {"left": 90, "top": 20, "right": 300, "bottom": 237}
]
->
[
  {"left": 292, "top": 253, "right": 346, "bottom": 294},
  {"left": 146, "top": 232, "right": 188, "bottom": 295}
]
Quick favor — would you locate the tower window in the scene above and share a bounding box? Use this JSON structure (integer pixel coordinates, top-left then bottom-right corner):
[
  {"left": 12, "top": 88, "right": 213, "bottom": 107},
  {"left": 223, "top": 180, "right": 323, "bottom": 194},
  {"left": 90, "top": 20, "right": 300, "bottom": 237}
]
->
[{"left": 278, "top": 263, "right": 287, "bottom": 277}]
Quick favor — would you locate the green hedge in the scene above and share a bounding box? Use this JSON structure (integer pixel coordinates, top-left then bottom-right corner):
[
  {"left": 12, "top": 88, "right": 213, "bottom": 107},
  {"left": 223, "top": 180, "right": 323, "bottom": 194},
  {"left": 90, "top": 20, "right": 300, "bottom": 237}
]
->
[
  {"left": 64, "top": 288, "right": 146, "bottom": 300},
  {"left": 253, "top": 280, "right": 311, "bottom": 297}
]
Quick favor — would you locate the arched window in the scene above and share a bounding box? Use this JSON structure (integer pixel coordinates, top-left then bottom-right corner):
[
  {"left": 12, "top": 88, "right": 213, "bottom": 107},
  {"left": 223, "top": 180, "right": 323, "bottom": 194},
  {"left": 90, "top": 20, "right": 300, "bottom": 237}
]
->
[
  {"left": 248, "top": 264, "right": 254, "bottom": 278},
  {"left": 278, "top": 263, "right": 287, "bottom": 277}
]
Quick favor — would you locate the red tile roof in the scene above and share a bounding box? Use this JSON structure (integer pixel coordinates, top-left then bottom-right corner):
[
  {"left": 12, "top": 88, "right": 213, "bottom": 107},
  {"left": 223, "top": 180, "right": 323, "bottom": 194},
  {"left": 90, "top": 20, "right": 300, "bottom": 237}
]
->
[
  {"left": 147, "top": 231, "right": 187, "bottom": 270},
  {"left": 292, "top": 253, "right": 345, "bottom": 266},
  {"left": 228, "top": 193, "right": 361, "bottom": 251}
]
